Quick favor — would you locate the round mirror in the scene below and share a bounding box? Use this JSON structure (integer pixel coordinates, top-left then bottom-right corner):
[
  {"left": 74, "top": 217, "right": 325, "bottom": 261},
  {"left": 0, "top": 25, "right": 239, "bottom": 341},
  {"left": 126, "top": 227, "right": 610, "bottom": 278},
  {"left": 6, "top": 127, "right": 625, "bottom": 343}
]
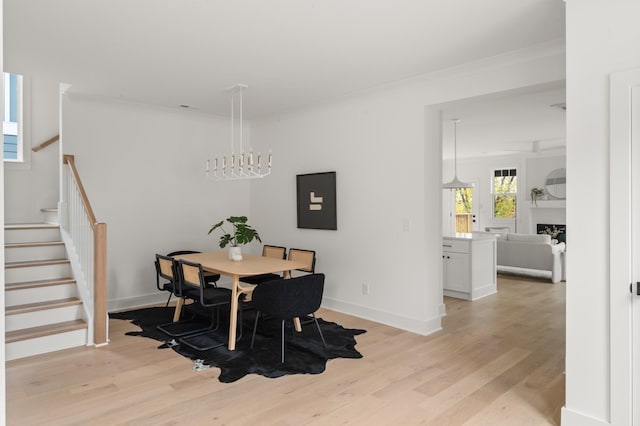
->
[{"left": 545, "top": 168, "right": 566, "bottom": 199}]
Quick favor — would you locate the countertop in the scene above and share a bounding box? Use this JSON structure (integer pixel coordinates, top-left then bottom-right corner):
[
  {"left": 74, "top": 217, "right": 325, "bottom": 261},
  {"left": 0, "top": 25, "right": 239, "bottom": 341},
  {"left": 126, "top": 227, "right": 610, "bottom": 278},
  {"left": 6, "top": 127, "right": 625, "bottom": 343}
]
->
[{"left": 443, "top": 232, "right": 498, "bottom": 241}]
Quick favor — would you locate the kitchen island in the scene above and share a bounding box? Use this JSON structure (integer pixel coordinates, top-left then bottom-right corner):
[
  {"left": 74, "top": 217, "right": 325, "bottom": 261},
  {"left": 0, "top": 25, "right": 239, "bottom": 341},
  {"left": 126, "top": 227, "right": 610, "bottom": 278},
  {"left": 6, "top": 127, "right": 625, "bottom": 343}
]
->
[{"left": 442, "top": 233, "right": 497, "bottom": 301}]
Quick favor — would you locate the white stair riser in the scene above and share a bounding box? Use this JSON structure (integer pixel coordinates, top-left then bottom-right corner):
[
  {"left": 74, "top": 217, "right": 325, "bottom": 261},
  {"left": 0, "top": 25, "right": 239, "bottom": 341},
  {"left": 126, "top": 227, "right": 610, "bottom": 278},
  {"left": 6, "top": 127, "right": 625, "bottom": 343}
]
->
[
  {"left": 5, "top": 244, "right": 66, "bottom": 263},
  {"left": 6, "top": 284, "right": 77, "bottom": 307},
  {"left": 42, "top": 210, "right": 59, "bottom": 225},
  {"left": 5, "top": 263, "right": 71, "bottom": 284},
  {"left": 6, "top": 329, "right": 87, "bottom": 361},
  {"left": 5, "top": 228, "right": 61, "bottom": 244},
  {"left": 6, "top": 305, "right": 83, "bottom": 332}
]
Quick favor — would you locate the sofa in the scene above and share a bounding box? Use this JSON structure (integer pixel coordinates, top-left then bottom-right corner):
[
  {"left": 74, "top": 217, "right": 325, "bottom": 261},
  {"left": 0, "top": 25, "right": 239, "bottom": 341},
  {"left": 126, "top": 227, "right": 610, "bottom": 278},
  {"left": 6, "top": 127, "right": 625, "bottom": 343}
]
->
[{"left": 474, "top": 232, "right": 566, "bottom": 283}]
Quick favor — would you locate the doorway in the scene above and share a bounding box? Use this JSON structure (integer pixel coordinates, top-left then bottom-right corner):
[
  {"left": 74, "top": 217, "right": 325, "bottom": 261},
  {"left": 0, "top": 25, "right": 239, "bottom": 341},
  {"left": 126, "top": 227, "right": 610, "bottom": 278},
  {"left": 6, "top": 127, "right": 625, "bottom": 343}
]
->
[{"left": 443, "top": 185, "right": 479, "bottom": 235}]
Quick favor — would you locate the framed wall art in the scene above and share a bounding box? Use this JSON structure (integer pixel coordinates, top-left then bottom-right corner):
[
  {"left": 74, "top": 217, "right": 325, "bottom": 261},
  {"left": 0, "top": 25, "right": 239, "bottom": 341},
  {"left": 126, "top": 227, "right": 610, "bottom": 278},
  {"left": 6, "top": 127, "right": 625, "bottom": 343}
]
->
[{"left": 296, "top": 172, "right": 337, "bottom": 230}]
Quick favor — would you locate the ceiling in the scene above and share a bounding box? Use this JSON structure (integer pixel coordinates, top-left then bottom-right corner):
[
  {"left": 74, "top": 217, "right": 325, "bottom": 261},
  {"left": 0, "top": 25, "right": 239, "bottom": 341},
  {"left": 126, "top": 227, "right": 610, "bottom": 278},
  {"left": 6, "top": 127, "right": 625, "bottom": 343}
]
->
[
  {"left": 441, "top": 83, "right": 566, "bottom": 160},
  {"left": 4, "top": 0, "right": 565, "bottom": 120}
]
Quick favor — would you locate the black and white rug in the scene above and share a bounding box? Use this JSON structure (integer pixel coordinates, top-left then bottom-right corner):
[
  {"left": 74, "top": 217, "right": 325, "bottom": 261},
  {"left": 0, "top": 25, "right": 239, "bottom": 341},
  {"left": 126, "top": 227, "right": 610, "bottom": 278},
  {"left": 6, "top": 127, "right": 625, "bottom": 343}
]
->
[{"left": 110, "top": 306, "right": 365, "bottom": 383}]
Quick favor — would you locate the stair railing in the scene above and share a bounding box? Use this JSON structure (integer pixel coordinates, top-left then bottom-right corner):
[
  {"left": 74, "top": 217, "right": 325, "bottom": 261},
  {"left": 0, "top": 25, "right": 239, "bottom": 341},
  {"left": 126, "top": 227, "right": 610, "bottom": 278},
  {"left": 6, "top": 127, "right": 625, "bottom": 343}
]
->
[
  {"left": 32, "top": 134, "right": 60, "bottom": 152},
  {"left": 60, "top": 154, "right": 108, "bottom": 346}
]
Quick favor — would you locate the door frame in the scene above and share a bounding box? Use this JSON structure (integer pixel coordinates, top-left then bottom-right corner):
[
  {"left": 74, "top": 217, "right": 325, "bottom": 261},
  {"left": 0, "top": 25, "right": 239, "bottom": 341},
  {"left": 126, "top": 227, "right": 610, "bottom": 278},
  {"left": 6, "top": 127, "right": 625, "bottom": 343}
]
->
[{"left": 609, "top": 67, "right": 640, "bottom": 426}]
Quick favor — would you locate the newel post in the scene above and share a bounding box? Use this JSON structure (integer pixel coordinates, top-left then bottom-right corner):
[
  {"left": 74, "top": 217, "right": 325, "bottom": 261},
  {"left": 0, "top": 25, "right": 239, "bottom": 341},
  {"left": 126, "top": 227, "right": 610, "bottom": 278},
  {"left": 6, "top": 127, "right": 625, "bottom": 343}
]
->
[{"left": 93, "top": 222, "right": 108, "bottom": 345}]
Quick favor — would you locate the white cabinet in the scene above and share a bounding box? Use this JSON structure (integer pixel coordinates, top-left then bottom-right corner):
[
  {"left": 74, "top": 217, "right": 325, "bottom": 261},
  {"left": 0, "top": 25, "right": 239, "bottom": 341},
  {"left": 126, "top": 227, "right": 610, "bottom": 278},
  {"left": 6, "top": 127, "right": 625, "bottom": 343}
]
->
[{"left": 443, "top": 235, "right": 497, "bottom": 301}]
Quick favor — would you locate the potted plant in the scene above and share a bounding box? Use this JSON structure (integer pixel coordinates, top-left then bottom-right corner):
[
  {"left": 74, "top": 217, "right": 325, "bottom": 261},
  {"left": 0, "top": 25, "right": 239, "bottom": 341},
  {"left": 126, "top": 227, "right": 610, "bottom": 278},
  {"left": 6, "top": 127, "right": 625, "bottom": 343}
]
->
[
  {"left": 208, "top": 216, "right": 261, "bottom": 260},
  {"left": 530, "top": 187, "right": 545, "bottom": 206}
]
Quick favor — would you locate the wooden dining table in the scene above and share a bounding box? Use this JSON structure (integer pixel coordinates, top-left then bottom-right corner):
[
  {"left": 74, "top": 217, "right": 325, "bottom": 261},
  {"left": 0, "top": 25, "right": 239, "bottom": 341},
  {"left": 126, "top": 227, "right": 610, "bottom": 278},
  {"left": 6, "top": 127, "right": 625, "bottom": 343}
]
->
[{"left": 172, "top": 251, "right": 308, "bottom": 350}]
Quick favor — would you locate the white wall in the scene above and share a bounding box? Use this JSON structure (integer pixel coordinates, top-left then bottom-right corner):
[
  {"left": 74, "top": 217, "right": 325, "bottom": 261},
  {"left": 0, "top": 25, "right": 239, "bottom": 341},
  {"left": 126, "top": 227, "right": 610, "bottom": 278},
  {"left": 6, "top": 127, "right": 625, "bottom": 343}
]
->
[
  {"left": 250, "top": 43, "right": 565, "bottom": 335},
  {"left": 563, "top": 1, "right": 640, "bottom": 425},
  {"left": 62, "top": 94, "right": 252, "bottom": 310},
  {"left": 4, "top": 75, "right": 60, "bottom": 223}
]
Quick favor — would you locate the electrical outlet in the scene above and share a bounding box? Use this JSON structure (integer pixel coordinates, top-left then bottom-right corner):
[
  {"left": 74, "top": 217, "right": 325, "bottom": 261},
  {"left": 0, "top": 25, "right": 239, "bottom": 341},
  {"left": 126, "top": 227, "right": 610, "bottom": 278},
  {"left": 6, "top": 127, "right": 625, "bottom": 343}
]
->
[{"left": 362, "top": 283, "right": 370, "bottom": 295}]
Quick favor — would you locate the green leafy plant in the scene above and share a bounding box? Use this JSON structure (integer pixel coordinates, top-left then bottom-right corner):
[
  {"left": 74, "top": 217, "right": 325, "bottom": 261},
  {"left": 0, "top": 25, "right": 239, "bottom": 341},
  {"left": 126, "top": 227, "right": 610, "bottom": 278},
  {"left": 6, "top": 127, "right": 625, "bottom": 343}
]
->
[
  {"left": 208, "top": 216, "right": 262, "bottom": 248},
  {"left": 530, "top": 187, "right": 545, "bottom": 206}
]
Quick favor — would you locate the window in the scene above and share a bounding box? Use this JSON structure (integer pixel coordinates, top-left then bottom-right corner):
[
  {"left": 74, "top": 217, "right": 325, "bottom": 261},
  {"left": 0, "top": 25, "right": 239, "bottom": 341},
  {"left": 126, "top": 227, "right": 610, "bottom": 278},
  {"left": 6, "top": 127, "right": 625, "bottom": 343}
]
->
[
  {"left": 493, "top": 168, "right": 517, "bottom": 219},
  {"left": 3, "top": 72, "right": 23, "bottom": 162}
]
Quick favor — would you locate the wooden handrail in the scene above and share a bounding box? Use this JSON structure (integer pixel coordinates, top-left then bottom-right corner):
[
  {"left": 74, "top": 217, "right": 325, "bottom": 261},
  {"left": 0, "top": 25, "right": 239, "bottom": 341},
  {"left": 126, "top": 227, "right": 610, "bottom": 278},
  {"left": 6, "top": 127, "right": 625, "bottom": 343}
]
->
[
  {"left": 32, "top": 134, "right": 60, "bottom": 152},
  {"left": 63, "top": 154, "right": 98, "bottom": 225},
  {"left": 63, "top": 153, "right": 108, "bottom": 346}
]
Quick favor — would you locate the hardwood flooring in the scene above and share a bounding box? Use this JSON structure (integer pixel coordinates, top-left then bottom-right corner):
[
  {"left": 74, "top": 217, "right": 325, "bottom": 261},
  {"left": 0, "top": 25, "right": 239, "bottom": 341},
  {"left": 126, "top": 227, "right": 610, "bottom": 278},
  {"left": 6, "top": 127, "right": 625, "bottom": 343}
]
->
[{"left": 6, "top": 274, "right": 565, "bottom": 425}]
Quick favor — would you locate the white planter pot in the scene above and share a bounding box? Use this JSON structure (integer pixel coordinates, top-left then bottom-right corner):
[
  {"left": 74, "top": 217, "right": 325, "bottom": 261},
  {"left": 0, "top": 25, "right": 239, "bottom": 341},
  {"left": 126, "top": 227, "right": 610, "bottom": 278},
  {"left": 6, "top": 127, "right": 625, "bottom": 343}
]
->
[{"left": 228, "top": 246, "right": 243, "bottom": 261}]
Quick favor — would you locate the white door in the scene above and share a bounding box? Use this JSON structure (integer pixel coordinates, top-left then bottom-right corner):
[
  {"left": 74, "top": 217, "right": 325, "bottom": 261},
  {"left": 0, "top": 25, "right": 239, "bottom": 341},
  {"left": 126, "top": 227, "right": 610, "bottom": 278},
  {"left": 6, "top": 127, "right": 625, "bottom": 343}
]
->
[{"left": 610, "top": 67, "right": 640, "bottom": 425}]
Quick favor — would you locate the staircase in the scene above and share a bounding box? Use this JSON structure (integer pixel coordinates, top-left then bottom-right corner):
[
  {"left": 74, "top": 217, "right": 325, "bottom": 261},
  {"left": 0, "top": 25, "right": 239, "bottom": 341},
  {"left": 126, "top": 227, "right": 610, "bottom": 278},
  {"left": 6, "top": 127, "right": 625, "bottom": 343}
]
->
[{"left": 5, "top": 222, "right": 88, "bottom": 361}]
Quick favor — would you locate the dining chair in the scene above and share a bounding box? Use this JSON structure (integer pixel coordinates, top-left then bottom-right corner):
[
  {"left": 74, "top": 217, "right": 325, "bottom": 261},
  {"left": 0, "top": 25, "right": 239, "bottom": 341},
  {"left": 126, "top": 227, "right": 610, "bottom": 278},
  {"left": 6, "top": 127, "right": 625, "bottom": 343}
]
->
[
  {"left": 156, "top": 250, "right": 222, "bottom": 309},
  {"left": 250, "top": 273, "right": 326, "bottom": 363},
  {"left": 287, "top": 248, "right": 316, "bottom": 276},
  {"left": 155, "top": 254, "right": 177, "bottom": 308},
  {"left": 155, "top": 254, "right": 216, "bottom": 338},
  {"left": 177, "top": 259, "right": 243, "bottom": 351},
  {"left": 241, "top": 247, "right": 315, "bottom": 286},
  {"left": 167, "top": 250, "right": 221, "bottom": 288},
  {"left": 239, "top": 244, "right": 287, "bottom": 285}
]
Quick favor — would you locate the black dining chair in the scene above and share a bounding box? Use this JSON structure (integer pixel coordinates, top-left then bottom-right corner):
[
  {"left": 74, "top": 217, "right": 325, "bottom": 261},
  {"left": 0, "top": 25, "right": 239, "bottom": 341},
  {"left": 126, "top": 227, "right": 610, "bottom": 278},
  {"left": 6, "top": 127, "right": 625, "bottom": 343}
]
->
[
  {"left": 155, "top": 254, "right": 222, "bottom": 337},
  {"left": 156, "top": 250, "right": 221, "bottom": 308},
  {"left": 155, "top": 254, "right": 216, "bottom": 338},
  {"left": 167, "top": 250, "right": 221, "bottom": 289},
  {"left": 250, "top": 273, "right": 327, "bottom": 363},
  {"left": 177, "top": 259, "right": 243, "bottom": 351}
]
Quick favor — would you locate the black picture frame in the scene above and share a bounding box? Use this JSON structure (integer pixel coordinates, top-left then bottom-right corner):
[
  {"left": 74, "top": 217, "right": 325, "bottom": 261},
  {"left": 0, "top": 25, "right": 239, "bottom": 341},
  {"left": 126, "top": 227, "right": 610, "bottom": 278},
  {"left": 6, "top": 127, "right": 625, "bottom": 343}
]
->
[{"left": 296, "top": 172, "right": 337, "bottom": 230}]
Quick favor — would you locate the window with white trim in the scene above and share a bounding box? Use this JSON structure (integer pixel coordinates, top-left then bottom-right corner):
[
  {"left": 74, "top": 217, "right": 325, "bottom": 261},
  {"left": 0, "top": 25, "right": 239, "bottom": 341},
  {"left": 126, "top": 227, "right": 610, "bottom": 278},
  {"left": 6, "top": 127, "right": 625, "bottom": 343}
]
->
[
  {"left": 493, "top": 168, "right": 517, "bottom": 219},
  {"left": 3, "top": 72, "right": 23, "bottom": 162}
]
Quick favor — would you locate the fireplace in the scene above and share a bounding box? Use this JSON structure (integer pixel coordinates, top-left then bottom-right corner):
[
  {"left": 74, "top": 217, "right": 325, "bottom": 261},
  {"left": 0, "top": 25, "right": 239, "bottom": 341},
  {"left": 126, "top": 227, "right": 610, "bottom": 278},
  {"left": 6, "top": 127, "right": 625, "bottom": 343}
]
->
[{"left": 537, "top": 223, "right": 566, "bottom": 244}]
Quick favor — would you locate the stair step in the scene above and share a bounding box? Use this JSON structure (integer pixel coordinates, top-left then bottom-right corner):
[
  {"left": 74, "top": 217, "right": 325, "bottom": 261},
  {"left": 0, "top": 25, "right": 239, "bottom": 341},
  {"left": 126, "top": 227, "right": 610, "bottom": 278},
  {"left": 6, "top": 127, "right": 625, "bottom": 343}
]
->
[
  {"left": 5, "top": 278, "right": 76, "bottom": 291},
  {"left": 5, "top": 242, "right": 66, "bottom": 263},
  {"left": 40, "top": 208, "right": 59, "bottom": 225},
  {"left": 6, "top": 298, "right": 82, "bottom": 316},
  {"left": 5, "top": 223, "right": 61, "bottom": 244},
  {"left": 6, "top": 241, "right": 64, "bottom": 248},
  {"left": 5, "top": 223, "right": 59, "bottom": 230},
  {"left": 5, "top": 260, "right": 71, "bottom": 284},
  {"left": 6, "top": 320, "right": 87, "bottom": 344},
  {"left": 5, "top": 279, "right": 78, "bottom": 307},
  {"left": 5, "top": 259, "right": 70, "bottom": 269}
]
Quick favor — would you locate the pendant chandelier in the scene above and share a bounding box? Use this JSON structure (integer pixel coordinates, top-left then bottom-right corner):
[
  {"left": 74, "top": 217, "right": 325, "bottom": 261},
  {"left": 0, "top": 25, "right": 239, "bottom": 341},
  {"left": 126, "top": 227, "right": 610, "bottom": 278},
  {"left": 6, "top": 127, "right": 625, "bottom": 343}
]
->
[
  {"left": 206, "top": 84, "right": 271, "bottom": 181},
  {"left": 442, "top": 119, "right": 474, "bottom": 189}
]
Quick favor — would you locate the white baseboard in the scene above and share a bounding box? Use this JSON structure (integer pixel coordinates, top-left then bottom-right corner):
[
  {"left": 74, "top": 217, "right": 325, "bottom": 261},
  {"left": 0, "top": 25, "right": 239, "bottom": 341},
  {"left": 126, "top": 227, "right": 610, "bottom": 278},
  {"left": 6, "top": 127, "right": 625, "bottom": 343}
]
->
[
  {"left": 439, "top": 303, "right": 447, "bottom": 317},
  {"left": 108, "top": 293, "right": 168, "bottom": 313},
  {"left": 561, "top": 407, "right": 609, "bottom": 426},
  {"left": 321, "top": 297, "right": 442, "bottom": 336}
]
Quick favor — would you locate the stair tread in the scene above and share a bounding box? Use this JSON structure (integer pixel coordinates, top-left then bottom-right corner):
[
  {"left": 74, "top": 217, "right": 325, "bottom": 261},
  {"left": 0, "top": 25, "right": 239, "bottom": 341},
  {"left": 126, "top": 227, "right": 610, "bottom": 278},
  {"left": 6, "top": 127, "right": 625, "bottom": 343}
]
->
[
  {"left": 5, "top": 259, "right": 70, "bottom": 268},
  {"left": 6, "top": 298, "right": 82, "bottom": 315},
  {"left": 5, "top": 223, "right": 60, "bottom": 230},
  {"left": 5, "top": 278, "right": 76, "bottom": 291},
  {"left": 6, "top": 319, "right": 87, "bottom": 343},
  {"left": 6, "top": 241, "right": 64, "bottom": 248},
  {"left": 40, "top": 208, "right": 58, "bottom": 212}
]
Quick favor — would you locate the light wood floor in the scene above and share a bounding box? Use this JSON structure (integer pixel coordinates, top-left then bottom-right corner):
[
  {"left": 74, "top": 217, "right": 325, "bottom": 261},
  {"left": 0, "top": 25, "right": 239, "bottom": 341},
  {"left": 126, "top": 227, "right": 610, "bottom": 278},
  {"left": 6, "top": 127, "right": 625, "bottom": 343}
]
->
[{"left": 6, "top": 275, "right": 565, "bottom": 425}]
